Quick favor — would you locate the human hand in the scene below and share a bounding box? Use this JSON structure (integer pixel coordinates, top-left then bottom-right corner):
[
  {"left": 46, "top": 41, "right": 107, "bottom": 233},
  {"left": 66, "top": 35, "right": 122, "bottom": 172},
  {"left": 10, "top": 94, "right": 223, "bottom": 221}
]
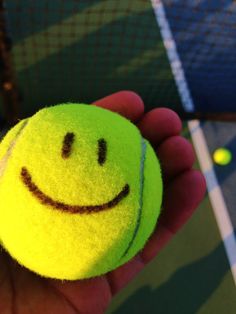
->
[{"left": 0, "top": 91, "right": 206, "bottom": 314}]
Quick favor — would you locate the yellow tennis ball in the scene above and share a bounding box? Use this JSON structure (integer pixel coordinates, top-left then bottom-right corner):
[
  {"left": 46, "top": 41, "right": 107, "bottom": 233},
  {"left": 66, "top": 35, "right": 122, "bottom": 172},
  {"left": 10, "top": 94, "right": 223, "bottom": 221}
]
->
[
  {"left": 0, "top": 103, "right": 163, "bottom": 280},
  {"left": 213, "top": 148, "right": 232, "bottom": 166}
]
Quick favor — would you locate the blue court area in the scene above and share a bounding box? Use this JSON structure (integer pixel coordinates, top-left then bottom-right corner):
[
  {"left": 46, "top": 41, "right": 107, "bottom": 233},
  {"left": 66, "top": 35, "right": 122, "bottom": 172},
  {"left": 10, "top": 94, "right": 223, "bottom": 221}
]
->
[{"left": 164, "top": 0, "right": 236, "bottom": 112}]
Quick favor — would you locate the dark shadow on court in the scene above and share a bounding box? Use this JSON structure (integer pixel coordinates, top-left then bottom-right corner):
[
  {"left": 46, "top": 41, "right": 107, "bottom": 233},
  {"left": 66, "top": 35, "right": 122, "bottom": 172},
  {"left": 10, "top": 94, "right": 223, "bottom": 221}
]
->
[{"left": 112, "top": 231, "right": 235, "bottom": 314}]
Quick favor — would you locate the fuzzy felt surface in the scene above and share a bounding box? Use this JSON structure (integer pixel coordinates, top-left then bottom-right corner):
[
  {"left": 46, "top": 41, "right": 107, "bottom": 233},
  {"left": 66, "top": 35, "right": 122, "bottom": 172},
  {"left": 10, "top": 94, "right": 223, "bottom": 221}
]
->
[{"left": 0, "top": 103, "right": 162, "bottom": 280}]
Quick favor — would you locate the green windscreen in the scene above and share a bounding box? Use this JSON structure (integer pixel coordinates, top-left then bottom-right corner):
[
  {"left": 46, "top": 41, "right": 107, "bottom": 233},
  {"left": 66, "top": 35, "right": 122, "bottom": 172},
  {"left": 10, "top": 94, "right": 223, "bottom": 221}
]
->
[
  {"left": 5, "top": 0, "right": 181, "bottom": 117},
  {"left": 2, "top": 0, "right": 236, "bottom": 120}
]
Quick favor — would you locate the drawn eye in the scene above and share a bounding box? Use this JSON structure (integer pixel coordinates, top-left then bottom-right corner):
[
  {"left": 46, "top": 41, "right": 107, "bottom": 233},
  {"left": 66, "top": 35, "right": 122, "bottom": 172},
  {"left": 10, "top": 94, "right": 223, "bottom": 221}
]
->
[
  {"left": 61, "top": 132, "right": 75, "bottom": 159},
  {"left": 98, "top": 138, "right": 107, "bottom": 165}
]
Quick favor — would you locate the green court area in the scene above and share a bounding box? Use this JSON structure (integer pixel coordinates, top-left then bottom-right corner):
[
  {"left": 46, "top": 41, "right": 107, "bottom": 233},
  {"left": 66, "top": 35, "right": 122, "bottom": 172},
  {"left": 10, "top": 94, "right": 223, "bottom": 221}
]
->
[
  {"left": 107, "top": 197, "right": 236, "bottom": 313},
  {"left": 2, "top": 0, "right": 181, "bottom": 119}
]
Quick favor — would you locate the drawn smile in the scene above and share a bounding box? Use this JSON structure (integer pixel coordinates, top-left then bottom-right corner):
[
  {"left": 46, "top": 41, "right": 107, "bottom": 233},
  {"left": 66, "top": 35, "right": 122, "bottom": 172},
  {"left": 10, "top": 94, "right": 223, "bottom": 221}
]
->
[{"left": 20, "top": 167, "right": 130, "bottom": 214}]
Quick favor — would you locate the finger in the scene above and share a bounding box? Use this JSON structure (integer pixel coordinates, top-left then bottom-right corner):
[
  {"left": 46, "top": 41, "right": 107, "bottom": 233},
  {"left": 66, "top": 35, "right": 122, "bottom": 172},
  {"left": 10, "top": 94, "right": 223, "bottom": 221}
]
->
[
  {"left": 92, "top": 90, "right": 144, "bottom": 123},
  {"left": 106, "top": 170, "right": 206, "bottom": 295},
  {"left": 106, "top": 255, "right": 144, "bottom": 296},
  {"left": 157, "top": 136, "right": 196, "bottom": 183},
  {"left": 49, "top": 276, "right": 112, "bottom": 314},
  {"left": 140, "top": 169, "right": 206, "bottom": 264},
  {"left": 137, "top": 108, "right": 182, "bottom": 147},
  {"left": 160, "top": 170, "right": 206, "bottom": 233}
]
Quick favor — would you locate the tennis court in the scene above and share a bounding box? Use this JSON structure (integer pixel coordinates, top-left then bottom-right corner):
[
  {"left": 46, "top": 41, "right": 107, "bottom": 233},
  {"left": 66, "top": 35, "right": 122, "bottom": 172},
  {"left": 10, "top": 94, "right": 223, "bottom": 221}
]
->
[{"left": 0, "top": 1, "right": 235, "bottom": 313}]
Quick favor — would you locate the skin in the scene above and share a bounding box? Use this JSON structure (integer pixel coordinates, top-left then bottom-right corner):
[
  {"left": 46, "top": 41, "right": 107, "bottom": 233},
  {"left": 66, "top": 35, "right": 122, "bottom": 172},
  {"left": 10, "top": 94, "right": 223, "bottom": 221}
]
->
[{"left": 0, "top": 91, "right": 206, "bottom": 314}]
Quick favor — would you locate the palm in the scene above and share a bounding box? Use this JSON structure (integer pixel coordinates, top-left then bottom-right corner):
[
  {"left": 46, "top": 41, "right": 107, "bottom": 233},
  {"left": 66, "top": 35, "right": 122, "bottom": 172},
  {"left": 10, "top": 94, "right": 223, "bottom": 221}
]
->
[{"left": 0, "top": 91, "right": 206, "bottom": 314}]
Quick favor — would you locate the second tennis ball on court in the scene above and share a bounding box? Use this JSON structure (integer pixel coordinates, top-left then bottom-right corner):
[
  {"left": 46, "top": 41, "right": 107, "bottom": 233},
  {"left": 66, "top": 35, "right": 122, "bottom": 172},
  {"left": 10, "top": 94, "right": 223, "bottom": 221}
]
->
[
  {"left": 0, "top": 103, "right": 163, "bottom": 280},
  {"left": 213, "top": 147, "right": 232, "bottom": 166}
]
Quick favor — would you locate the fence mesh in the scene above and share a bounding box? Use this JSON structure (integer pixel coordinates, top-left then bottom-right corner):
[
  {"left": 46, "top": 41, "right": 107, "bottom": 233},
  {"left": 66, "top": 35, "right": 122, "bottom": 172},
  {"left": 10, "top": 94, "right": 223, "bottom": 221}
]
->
[{"left": 1, "top": 0, "right": 236, "bottom": 121}]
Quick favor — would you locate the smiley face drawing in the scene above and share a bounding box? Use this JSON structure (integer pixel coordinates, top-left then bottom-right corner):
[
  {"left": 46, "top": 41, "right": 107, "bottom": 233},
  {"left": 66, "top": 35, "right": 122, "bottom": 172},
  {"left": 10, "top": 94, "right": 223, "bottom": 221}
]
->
[{"left": 0, "top": 104, "right": 162, "bottom": 280}]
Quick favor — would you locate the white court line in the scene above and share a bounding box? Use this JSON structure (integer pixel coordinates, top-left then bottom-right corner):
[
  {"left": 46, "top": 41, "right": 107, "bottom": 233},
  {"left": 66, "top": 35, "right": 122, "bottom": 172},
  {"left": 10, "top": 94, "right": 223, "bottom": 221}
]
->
[
  {"left": 150, "top": 0, "right": 236, "bottom": 285},
  {"left": 150, "top": 0, "right": 194, "bottom": 113},
  {"left": 189, "top": 120, "right": 236, "bottom": 284}
]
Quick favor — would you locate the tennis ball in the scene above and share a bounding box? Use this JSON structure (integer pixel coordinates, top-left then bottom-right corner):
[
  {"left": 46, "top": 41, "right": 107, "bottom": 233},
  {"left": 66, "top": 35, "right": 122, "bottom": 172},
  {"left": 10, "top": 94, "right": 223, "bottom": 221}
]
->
[
  {"left": 213, "top": 147, "right": 232, "bottom": 166},
  {"left": 0, "top": 103, "right": 163, "bottom": 280}
]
